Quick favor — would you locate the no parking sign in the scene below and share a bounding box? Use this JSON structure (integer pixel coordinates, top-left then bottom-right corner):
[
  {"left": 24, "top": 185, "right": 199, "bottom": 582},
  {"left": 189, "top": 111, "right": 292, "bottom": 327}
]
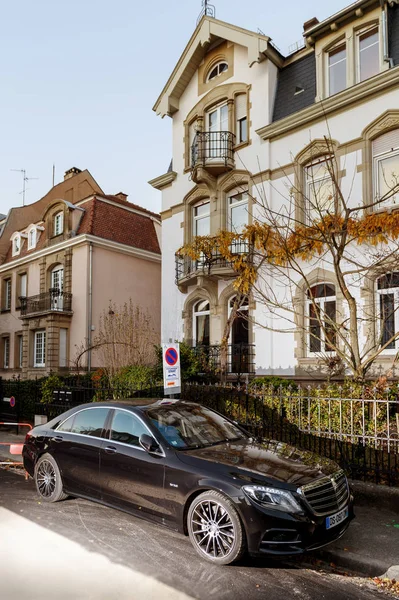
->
[{"left": 162, "top": 343, "right": 181, "bottom": 396}]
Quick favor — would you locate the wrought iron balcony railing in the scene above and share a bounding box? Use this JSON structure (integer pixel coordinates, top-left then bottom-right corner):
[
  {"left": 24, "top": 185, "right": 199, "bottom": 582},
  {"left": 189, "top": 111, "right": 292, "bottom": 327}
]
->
[
  {"left": 191, "top": 131, "right": 235, "bottom": 169},
  {"left": 193, "top": 343, "right": 256, "bottom": 375},
  {"left": 175, "top": 238, "right": 250, "bottom": 283},
  {"left": 20, "top": 289, "right": 72, "bottom": 317}
]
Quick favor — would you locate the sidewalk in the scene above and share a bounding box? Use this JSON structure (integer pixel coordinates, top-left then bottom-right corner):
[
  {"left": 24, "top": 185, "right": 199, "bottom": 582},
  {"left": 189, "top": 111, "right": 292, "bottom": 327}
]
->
[{"left": 310, "top": 480, "right": 399, "bottom": 579}]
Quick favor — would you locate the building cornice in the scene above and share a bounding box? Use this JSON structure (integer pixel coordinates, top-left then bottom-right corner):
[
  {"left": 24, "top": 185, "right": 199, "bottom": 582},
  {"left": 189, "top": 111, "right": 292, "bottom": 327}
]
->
[
  {"left": 257, "top": 66, "right": 399, "bottom": 141},
  {"left": 0, "top": 234, "right": 161, "bottom": 272},
  {"left": 148, "top": 171, "right": 177, "bottom": 191}
]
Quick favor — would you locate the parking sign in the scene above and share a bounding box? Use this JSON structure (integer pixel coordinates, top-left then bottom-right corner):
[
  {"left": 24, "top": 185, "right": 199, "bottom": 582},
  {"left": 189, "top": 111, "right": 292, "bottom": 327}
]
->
[{"left": 162, "top": 343, "right": 181, "bottom": 396}]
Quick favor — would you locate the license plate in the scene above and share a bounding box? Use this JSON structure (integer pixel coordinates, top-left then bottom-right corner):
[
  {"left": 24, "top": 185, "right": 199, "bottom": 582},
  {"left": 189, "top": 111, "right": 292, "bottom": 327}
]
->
[{"left": 326, "top": 506, "right": 349, "bottom": 530}]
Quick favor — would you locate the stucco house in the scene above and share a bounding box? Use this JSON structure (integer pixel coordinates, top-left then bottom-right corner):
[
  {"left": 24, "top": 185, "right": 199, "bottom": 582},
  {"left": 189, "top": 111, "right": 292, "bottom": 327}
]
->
[
  {"left": 0, "top": 167, "right": 161, "bottom": 379},
  {"left": 150, "top": 0, "right": 399, "bottom": 379}
]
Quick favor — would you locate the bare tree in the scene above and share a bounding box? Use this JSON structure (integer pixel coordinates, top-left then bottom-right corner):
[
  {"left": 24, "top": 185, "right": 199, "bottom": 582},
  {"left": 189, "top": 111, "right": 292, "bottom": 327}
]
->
[{"left": 179, "top": 135, "right": 399, "bottom": 381}]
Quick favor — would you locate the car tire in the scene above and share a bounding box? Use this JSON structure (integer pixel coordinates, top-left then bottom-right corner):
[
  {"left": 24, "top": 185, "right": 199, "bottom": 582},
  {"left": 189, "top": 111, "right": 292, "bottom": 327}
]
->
[
  {"left": 187, "top": 490, "right": 247, "bottom": 565},
  {"left": 34, "top": 453, "right": 68, "bottom": 503}
]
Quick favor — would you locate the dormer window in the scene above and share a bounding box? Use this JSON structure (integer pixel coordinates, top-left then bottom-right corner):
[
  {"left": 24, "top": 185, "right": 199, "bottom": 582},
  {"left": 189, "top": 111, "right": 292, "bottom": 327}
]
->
[
  {"left": 207, "top": 61, "right": 228, "bottom": 82},
  {"left": 12, "top": 234, "right": 21, "bottom": 257},
  {"left": 54, "top": 211, "right": 64, "bottom": 236},
  {"left": 357, "top": 26, "right": 379, "bottom": 83},
  {"left": 328, "top": 43, "right": 346, "bottom": 96},
  {"left": 28, "top": 228, "right": 36, "bottom": 250}
]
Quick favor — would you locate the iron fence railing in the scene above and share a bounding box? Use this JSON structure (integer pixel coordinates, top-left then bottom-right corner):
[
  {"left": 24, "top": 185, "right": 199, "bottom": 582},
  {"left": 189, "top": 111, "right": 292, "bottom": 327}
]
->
[
  {"left": 20, "top": 289, "right": 72, "bottom": 316},
  {"left": 182, "top": 382, "right": 399, "bottom": 486},
  {"left": 175, "top": 238, "right": 250, "bottom": 282},
  {"left": 191, "top": 131, "right": 235, "bottom": 169},
  {"left": 193, "top": 344, "right": 256, "bottom": 375}
]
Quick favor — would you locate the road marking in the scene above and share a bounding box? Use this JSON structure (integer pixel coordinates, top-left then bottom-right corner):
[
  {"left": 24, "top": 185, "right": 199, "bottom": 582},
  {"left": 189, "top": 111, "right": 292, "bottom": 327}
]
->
[{"left": 0, "top": 507, "right": 194, "bottom": 600}]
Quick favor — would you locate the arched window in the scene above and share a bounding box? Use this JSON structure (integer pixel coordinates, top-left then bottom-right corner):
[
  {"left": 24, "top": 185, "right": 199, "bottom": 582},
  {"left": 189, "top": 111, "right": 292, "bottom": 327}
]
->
[
  {"left": 377, "top": 273, "right": 399, "bottom": 350},
  {"left": 54, "top": 211, "right": 64, "bottom": 236},
  {"left": 207, "top": 61, "right": 228, "bottom": 82},
  {"left": 373, "top": 129, "right": 399, "bottom": 209},
  {"left": 193, "top": 300, "right": 210, "bottom": 346},
  {"left": 28, "top": 228, "right": 36, "bottom": 250},
  {"left": 12, "top": 234, "right": 21, "bottom": 256},
  {"left": 304, "top": 157, "right": 334, "bottom": 222},
  {"left": 307, "top": 283, "right": 336, "bottom": 354}
]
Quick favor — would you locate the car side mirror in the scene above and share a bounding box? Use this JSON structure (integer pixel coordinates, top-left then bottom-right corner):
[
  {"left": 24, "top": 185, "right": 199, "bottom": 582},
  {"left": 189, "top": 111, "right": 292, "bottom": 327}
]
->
[{"left": 139, "top": 433, "right": 159, "bottom": 453}]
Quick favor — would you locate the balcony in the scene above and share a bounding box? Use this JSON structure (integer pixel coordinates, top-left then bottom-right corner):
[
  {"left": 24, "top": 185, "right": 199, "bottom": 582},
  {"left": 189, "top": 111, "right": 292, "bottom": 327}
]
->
[
  {"left": 20, "top": 289, "right": 72, "bottom": 317},
  {"left": 175, "top": 238, "right": 250, "bottom": 288},
  {"left": 193, "top": 344, "right": 256, "bottom": 376},
  {"left": 191, "top": 131, "right": 235, "bottom": 179}
]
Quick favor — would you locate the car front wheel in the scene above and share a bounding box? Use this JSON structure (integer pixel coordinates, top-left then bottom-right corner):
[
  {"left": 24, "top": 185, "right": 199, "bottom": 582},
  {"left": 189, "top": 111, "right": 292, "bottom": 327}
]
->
[
  {"left": 34, "top": 453, "right": 67, "bottom": 502},
  {"left": 187, "top": 490, "right": 246, "bottom": 565}
]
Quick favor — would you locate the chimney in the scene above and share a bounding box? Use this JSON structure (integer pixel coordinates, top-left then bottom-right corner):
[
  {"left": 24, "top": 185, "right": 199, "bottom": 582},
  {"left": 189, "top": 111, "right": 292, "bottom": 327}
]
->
[
  {"left": 303, "top": 17, "right": 319, "bottom": 32},
  {"left": 64, "top": 167, "right": 82, "bottom": 181},
  {"left": 115, "top": 192, "right": 128, "bottom": 202}
]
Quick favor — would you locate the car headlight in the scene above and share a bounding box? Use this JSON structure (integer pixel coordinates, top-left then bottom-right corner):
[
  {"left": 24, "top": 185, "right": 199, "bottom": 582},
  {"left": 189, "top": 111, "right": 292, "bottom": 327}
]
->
[{"left": 242, "top": 485, "right": 303, "bottom": 514}]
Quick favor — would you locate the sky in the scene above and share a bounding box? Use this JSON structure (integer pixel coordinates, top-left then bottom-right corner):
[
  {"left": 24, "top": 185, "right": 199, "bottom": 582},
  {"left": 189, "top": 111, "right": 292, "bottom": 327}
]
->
[{"left": 0, "top": 0, "right": 352, "bottom": 217}]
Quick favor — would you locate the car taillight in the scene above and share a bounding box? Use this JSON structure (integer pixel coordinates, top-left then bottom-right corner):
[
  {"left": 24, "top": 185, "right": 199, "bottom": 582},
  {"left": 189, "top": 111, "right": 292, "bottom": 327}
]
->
[{"left": 24, "top": 433, "right": 31, "bottom": 443}]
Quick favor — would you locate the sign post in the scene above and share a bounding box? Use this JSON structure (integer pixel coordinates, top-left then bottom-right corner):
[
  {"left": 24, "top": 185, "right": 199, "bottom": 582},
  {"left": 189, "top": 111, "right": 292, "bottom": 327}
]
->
[{"left": 162, "top": 343, "right": 181, "bottom": 396}]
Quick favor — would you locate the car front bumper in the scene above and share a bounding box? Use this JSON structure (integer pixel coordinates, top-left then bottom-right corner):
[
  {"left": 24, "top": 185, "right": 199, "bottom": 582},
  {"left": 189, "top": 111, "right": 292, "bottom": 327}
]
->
[{"left": 237, "top": 493, "right": 355, "bottom": 557}]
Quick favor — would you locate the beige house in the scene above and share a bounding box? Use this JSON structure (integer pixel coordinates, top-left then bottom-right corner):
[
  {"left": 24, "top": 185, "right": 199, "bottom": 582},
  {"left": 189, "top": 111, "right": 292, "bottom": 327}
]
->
[{"left": 0, "top": 168, "right": 161, "bottom": 379}]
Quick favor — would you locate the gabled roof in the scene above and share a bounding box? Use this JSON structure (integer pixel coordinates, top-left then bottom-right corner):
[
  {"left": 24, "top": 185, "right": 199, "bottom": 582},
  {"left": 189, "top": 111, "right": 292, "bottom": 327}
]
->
[{"left": 153, "top": 16, "right": 282, "bottom": 117}]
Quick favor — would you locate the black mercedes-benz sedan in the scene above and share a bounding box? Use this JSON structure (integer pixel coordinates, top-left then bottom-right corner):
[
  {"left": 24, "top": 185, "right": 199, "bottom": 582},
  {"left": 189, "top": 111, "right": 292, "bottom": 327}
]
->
[{"left": 23, "top": 399, "right": 354, "bottom": 565}]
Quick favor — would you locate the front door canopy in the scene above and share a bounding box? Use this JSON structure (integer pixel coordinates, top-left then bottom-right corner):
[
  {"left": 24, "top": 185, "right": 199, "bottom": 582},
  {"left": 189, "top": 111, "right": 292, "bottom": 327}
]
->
[{"left": 153, "top": 17, "right": 282, "bottom": 118}]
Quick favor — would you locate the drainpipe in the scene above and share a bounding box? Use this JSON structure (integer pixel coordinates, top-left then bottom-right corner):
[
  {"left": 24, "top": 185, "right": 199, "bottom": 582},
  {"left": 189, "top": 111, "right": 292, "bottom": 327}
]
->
[
  {"left": 87, "top": 242, "right": 93, "bottom": 372},
  {"left": 382, "top": 4, "right": 394, "bottom": 68}
]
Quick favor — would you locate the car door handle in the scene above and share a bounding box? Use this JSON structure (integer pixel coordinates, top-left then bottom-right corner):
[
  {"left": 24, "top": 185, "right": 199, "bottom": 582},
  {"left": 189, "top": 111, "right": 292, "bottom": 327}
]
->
[
  {"left": 104, "top": 446, "right": 117, "bottom": 454},
  {"left": 51, "top": 435, "right": 63, "bottom": 443}
]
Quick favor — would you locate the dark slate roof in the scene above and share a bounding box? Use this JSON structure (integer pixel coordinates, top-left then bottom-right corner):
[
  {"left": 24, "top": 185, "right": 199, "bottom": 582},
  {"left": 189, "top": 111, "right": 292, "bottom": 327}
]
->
[
  {"left": 388, "top": 4, "right": 399, "bottom": 67},
  {"left": 272, "top": 53, "right": 316, "bottom": 122}
]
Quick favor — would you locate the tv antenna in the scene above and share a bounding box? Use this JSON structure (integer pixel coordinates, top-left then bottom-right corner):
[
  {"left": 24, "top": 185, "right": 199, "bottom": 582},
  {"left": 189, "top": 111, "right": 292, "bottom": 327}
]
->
[
  {"left": 11, "top": 169, "right": 38, "bottom": 206},
  {"left": 197, "top": 0, "right": 216, "bottom": 26}
]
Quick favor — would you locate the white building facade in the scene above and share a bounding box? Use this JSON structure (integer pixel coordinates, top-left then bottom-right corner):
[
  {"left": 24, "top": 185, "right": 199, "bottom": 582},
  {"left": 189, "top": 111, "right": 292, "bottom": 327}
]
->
[{"left": 150, "top": 0, "right": 399, "bottom": 380}]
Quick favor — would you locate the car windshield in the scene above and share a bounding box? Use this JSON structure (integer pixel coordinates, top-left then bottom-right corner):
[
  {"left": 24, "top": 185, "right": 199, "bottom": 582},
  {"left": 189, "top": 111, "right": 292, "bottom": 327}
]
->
[{"left": 146, "top": 404, "right": 247, "bottom": 450}]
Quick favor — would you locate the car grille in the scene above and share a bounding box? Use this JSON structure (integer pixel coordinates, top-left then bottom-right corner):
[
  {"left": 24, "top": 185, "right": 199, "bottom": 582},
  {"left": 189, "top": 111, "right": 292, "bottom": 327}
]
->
[{"left": 300, "top": 469, "right": 349, "bottom": 516}]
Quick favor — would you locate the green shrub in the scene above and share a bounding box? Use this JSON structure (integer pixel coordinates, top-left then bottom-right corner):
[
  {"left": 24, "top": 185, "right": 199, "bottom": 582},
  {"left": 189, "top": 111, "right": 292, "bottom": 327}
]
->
[
  {"left": 249, "top": 376, "right": 298, "bottom": 391},
  {"left": 41, "top": 375, "right": 64, "bottom": 404},
  {"left": 154, "top": 342, "right": 218, "bottom": 383}
]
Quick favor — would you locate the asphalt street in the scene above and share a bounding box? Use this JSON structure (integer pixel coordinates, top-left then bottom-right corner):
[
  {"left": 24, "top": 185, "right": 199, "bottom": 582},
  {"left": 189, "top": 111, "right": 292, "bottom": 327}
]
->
[{"left": 0, "top": 469, "right": 388, "bottom": 600}]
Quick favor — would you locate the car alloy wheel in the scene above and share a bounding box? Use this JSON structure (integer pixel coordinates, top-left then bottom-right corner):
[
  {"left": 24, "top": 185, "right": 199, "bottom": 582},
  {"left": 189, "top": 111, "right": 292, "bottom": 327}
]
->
[
  {"left": 34, "top": 453, "right": 68, "bottom": 502},
  {"left": 188, "top": 490, "right": 246, "bottom": 565}
]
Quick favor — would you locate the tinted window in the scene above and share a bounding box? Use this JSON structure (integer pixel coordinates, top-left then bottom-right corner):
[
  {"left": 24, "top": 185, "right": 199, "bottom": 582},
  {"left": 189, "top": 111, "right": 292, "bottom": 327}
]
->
[
  {"left": 110, "top": 410, "right": 148, "bottom": 447},
  {"left": 60, "top": 408, "right": 109, "bottom": 437},
  {"left": 146, "top": 404, "right": 247, "bottom": 450}
]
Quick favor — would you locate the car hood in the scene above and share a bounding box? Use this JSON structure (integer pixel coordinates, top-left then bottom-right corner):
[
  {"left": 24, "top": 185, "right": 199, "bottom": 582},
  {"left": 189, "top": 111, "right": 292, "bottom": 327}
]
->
[{"left": 176, "top": 438, "right": 340, "bottom": 488}]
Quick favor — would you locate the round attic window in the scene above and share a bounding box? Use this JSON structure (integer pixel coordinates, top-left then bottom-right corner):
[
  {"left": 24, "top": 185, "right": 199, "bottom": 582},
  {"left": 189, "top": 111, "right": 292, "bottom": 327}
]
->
[{"left": 207, "top": 61, "right": 228, "bottom": 81}]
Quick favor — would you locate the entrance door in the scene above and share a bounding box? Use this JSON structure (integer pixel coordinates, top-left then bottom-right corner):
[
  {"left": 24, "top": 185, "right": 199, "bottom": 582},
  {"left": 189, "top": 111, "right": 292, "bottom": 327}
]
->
[
  {"left": 207, "top": 103, "right": 228, "bottom": 159},
  {"left": 229, "top": 297, "right": 250, "bottom": 374},
  {"left": 51, "top": 266, "right": 64, "bottom": 310}
]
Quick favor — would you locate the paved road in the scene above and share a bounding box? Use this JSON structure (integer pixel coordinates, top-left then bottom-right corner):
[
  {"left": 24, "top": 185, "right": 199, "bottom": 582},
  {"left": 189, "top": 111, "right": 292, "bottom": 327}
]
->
[{"left": 0, "top": 470, "right": 383, "bottom": 600}]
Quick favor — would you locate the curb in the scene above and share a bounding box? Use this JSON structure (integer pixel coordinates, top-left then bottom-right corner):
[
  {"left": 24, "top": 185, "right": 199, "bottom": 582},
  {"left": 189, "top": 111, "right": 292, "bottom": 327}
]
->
[
  {"left": 314, "top": 547, "right": 391, "bottom": 578},
  {"left": 350, "top": 480, "right": 399, "bottom": 513}
]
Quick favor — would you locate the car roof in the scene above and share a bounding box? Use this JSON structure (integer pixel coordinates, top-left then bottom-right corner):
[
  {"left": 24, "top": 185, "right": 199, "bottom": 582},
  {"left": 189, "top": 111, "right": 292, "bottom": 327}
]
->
[{"left": 73, "top": 398, "right": 197, "bottom": 412}]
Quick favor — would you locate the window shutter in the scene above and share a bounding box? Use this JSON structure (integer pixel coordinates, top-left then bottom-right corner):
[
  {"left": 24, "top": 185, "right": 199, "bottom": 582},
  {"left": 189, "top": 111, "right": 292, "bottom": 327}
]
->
[
  {"left": 373, "top": 129, "right": 399, "bottom": 157},
  {"left": 235, "top": 94, "right": 247, "bottom": 122},
  {"left": 189, "top": 121, "right": 197, "bottom": 147}
]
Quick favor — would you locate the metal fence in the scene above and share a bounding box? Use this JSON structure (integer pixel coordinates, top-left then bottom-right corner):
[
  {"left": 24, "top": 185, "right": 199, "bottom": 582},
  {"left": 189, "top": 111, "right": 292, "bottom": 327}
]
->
[{"left": 182, "top": 383, "right": 399, "bottom": 487}]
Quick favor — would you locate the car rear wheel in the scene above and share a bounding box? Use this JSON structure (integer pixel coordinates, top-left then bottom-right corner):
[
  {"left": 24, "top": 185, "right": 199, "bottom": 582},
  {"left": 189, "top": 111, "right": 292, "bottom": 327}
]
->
[
  {"left": 187, "top": 490, "right": 246, "bottom": 565},
  {"left": 34, "top": 453, "right": 67, "bottom": 502}
]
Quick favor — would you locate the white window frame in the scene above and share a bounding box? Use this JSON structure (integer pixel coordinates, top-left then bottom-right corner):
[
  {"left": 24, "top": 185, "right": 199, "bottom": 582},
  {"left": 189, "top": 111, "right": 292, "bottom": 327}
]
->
[
  {"left": 356, "top": 25, "right": 380, "bottom": 83},
  {"left": 12, "top": 234, "right": 21, "bottom": 257},
  {"left": 193, "top": 300, "right": 210, "bottom": 346},
  {"left": 207, "top": 61, "right": 228, "bottom": 82},
  {"left": 307, "top": 284, "right": 337, "bottom": 356},
  {"left": 304, "top": 157, "right": 335, "bottom": 223},
  {"left": 326, "top": 41, "right": 347, "bottom": 97},
  {"left": 227, "top": 192, "right": 249, "bottom": 234},
  {"left": 373, "top": 147, "right": 399, "bottom": 209},
  {"left": 192, "top": 201, "right": 210, "bottom": 238},
  {"left": 54, "top": 212, "right": 64, "bottom": 236},
  {"left": 4, "top": 279, "right": 11, "bottom": 311},
  {"left": 3, "top": 337, "right": 10, "bottom": 369},
  {"left": 28, "top": 227, "right": 36, "bottom": 250},
  {"left": 34, "top": 330, "right": 46, "bottom": 368},
  {"left": 376, "top": 274, "right": 399, "bottom": 353}
]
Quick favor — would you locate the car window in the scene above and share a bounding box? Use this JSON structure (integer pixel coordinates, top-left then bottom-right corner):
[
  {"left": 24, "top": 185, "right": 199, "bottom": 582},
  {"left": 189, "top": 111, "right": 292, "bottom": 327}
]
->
[
  {"left": 58, "top": 408, "right": 109, "bottom": 437},
  {"left": 110, "top": 410, "right": 149, "bottom": 447}
]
